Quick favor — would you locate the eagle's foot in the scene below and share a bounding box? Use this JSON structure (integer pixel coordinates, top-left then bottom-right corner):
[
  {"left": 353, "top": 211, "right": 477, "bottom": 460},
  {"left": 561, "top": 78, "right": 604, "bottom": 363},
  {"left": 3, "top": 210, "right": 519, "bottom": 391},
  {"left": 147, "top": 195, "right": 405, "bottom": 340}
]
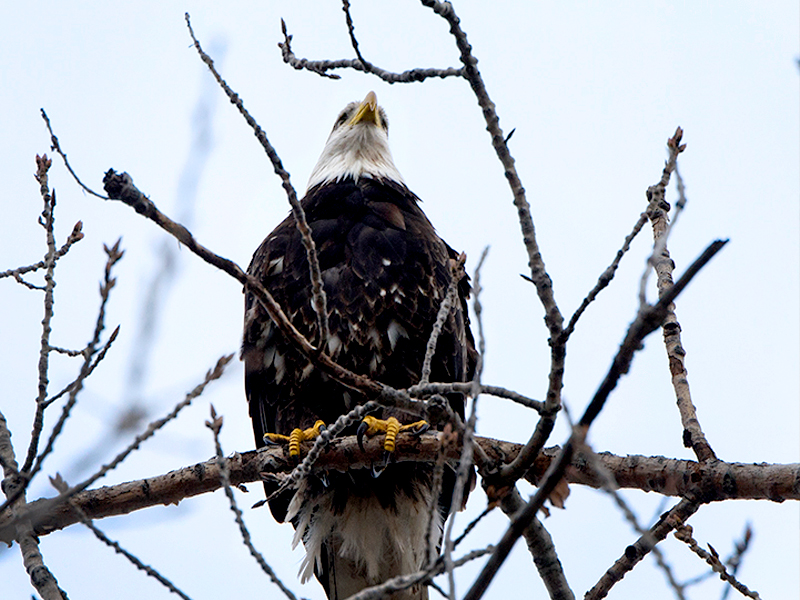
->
[
  {"left": 356, "top": 416, "right": 430, "bottom": 453},
  {"left": 263, "top": 420, "right": 326, "bottom": 457}
]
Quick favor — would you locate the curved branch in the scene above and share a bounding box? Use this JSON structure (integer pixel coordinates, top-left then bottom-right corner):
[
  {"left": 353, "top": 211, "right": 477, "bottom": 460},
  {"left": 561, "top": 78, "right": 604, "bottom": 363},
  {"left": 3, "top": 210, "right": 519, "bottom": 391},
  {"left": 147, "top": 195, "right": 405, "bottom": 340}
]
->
[{"left": 279, "top": 17, "right": 464, "bottom": 83}]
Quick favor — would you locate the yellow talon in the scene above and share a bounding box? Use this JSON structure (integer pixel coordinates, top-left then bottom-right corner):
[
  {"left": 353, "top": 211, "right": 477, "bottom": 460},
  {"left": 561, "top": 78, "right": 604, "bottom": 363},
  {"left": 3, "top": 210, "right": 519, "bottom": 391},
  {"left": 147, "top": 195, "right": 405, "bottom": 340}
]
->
[
  {"left": 384, "top": 417, "right": 400, "bottom": 453},
  {"left": 264, "top": 420, "right": 326, "bottom": 457},
  {"left": 357, "top": 416, "right": 429, "bottom": 453}
]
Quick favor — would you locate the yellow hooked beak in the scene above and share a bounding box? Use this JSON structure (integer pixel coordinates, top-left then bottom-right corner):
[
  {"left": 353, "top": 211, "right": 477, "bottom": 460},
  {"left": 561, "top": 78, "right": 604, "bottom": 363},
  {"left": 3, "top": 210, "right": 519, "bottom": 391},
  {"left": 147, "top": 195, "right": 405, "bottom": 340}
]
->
[{"left": 347, "top": 91, "right": 381, "bottom": 127}]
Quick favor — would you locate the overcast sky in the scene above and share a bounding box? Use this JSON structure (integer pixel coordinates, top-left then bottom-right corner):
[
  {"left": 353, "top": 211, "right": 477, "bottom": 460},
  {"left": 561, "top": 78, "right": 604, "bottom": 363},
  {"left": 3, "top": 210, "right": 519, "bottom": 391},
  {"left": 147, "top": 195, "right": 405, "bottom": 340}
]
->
[{"left": 1, "top": 2, "right": 798, "bottom": 599}]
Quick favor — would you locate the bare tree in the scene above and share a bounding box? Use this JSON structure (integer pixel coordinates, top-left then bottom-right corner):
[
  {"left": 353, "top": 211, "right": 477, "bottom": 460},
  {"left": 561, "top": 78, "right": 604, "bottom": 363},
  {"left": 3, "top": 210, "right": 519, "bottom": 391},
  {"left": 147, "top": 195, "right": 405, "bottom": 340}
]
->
[{"left": 1, "top": 4, "right": 797, "bottom": 600}]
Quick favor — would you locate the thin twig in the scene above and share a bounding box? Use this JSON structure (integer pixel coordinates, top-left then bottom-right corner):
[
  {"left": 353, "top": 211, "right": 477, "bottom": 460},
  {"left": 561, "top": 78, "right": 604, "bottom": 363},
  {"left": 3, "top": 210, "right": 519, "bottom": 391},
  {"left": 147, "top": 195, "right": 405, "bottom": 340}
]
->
[
  {"left": 0, "top": 240, "right": 125, "bottom": 518},
  {"left": 442, "top": 247, "right": 488, "bottom": 599},
  {"left": 719, "top": 524, "right": 753, "bottom": 600},
  {"left": 53, "top": 473, "right": 194, "bottom": 600},
  {"left": 26, "top": 327, "right": 120, "bottom": 483},
  {"left": 185, "top": 13, "right": 330, "bottom": 348},
  {"left": 22, "top": 156, "right": 59, "bottom": 475},
  {"left": 638, "top": 127, "right": 687, "bottom": 307},
  {"left": 576, "top": 438, "right": 685, "bottom": 599},
  {"left": 408, "top": 382, "right": 543, "bottom": 412},
  {"left": 586, "top": 498, "right": 701, "bottom": 600},
  {"left": 0, "top": 355, "right": 233, "bottom": 528},
  {"left": 674, "top": 525, "right": 761, "bottom": 599},
  {"left": 279, "top": 18, "right": 464, "bottom": 83},
  {"left": 561, "top": 211, "right": 649, "bottom": 342},
  {"left": 43, "top": 327, "right": 120, "bottom": 409},
  {"left": 0, "top": 220, "right": 83, "bottom": 281},
  {"left": 420, "top": 254, "right": 465, "bottom": 385},
  {"left": 346, "top": 545, "right": 495, "bottom": 600},
  {"left": 451, "top": 504, "right": 494, "bottom": 550},
  {"left": 41, "top": 110, "right": 110, "bottom": 200},
  {"left": 28, "top": 240, "right": 123, "bottom": 482},
  {"left": 464, "top": 239, "right": 728, "bottom": 600},
  {"left": 341, "top": 0, "right": 373, "bottom": 70},
  {"left": 206, "top": 406, "right": 299, "bottom": 600}
]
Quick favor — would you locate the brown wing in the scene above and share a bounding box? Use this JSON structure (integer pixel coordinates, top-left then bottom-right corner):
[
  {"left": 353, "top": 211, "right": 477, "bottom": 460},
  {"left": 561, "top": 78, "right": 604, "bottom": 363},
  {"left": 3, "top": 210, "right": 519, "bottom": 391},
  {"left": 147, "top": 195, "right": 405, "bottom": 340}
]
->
[{"left": 241, "top": 177, "right": 475, "bottom": 522}]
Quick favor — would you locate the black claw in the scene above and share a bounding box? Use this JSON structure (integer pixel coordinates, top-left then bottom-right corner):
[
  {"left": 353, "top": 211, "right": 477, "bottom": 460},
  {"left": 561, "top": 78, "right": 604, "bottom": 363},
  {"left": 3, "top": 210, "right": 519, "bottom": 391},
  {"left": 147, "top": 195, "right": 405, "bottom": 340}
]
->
[
  {"left": 411, "top": 422, "right": 430, "bottom": 437},
  {"left": 356, "top": 421, "right": 368, "bottom": 452},
  {"left": 371, "top": 460, "right": 385, "bottom": 478},
  {"left": 262, "top": 436, "right": 280, "bottom": 446}
]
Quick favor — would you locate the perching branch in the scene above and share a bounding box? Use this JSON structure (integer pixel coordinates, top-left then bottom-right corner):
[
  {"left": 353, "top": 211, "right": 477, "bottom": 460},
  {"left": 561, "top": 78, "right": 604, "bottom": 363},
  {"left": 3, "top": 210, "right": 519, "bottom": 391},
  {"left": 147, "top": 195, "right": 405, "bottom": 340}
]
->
[{"left": 4, "top": 431, "right": 795, "bottom": 546}]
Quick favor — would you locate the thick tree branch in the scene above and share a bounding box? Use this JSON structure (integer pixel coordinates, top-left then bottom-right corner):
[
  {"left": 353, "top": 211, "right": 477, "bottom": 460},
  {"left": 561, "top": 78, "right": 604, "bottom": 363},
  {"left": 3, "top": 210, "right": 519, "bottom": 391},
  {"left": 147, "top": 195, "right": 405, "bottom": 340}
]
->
[{"left": 2, "top": 432, "right": 796, "bottom": 546}]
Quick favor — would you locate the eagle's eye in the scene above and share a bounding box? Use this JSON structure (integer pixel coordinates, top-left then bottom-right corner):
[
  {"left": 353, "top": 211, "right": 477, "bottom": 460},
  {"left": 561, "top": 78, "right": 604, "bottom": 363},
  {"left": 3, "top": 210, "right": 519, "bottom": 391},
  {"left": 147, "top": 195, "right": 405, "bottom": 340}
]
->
[{"left": 334, "top": 110, "right": 350, "bottom": 130}]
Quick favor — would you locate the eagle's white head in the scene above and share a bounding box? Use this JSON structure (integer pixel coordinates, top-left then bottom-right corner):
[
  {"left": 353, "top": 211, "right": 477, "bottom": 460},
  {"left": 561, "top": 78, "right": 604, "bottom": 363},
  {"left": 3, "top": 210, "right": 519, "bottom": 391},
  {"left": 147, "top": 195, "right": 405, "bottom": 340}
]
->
[{"left": 306, "top": 91, "right": 405, "bottom": 190}]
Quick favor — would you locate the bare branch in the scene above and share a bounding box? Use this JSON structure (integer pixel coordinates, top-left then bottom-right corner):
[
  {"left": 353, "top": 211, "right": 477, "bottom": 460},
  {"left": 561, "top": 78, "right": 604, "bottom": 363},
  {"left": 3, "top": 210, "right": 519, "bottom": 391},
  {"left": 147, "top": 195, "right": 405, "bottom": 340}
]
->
[
  {"left": 585, "top": 498, "right": 701, "bottom": 600},
  {"left": 408, "top": 382, "right": 543, "bottom": 412},
  {"left": 416, "top": 0, "right": 567, "bottom": 489},
  {"left": 345, "top": 545, "right": 495, "bottom": 600},
  {"left": 451, "top": 503, "right": 494, "bottom": 551},
  {"left": 185, "top": 13, "right": 330, "bottom": 347},
  {"left": 43, "top": 326, "right": 120, "bottom": 409},
  {"left": 638, "top": 127, "right": 687, "bottom": 306},
  {"left": 41, "top": 110, "right": 110, "bottom": 200},
  {"left": 719, "top": 524, "right": 754, "bottom": 600},
  {"left": 65, "top": 492, "right": 195, "bottom": 600},
  {"left": 561, "top": 211, "right": 649, "bottom": 342},
  {"left": 0, "top": 354, "right": 233, "bottom": 530},
  {"left": 2, "top": 432, "right": 796, "bottom": 546},
  {"left": 0, "top": 220, "right": 83, "bottom": 282},
  {"left": 28, "top": 240, "right": 124, "bottom": 482},
  {"left": 644, "top": 129, "right": 716, "bottom": 462},
  {"left": 498, "top": 487, "right": 574, "bottom": 600},
  {"left": 0, "top": 238, "right": 126, "bottom": 516},
  {"left": 420, "top": 254, "right": 465, "bottom": 385},
  {"left": 1, "top": 411, "right": 67, "bottom": 600},
  {"left": 442, "top": 247, "right": 487, "bottom": 598},
  {"left": 464, "top": 238, "right": 728, "bottom": 600},
  {"left": 22, "top": 155, "right": 59, "bottom": 474},
  {"left": 576, "top": 439, "right": 685, "bottom": 599},
  {"left": 206, "top": 406, "right": 299, "bottom": 600},
  {"left": 674, "top": 525, "right": 761, "bottom": 600},
  {"left": 279, "top": 17, "right": 464, "bottom": 83}
]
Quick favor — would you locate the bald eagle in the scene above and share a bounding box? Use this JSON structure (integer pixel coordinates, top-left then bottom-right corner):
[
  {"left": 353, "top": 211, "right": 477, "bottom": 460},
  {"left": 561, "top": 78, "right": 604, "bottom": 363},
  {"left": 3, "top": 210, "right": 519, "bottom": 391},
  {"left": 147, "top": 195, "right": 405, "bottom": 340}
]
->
[{"left": 242, "top": 92, "right": 475, "bottom": 600}]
